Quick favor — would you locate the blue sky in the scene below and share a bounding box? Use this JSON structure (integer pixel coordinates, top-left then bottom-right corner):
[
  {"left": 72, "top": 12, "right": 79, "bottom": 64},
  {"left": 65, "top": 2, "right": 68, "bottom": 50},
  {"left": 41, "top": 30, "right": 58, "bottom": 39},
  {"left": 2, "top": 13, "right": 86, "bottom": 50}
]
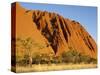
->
[{"left": 19, "top": 2, "right": 97, "bottom": 42}]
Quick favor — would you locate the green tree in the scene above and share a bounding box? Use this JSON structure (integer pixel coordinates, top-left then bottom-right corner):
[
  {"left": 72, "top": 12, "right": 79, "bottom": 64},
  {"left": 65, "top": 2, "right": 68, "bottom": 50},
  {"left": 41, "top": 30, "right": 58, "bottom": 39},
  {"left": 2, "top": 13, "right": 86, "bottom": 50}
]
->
[{"left": 16, "top": 37, "right": 33, "bottom": 66}]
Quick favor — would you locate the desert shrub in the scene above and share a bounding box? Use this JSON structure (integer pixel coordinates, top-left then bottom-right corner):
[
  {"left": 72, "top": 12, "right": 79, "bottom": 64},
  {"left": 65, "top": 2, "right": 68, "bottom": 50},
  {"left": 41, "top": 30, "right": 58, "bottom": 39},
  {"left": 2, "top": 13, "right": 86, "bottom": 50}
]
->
[
  {"left": 62, "top": 50, "right": 81, "bottom": 63},
  {"left": 40, "top": 54, "right": 50, "bottom": 64},
  {"left": 80, "top": 55, "right": 97, "bottom": 64},
  {"left": 16, "top": 54, "right": 29, "bottom": 66},
  {"left": 33, "top": 54, "right": 42, "bottom": 64},
  {"left": 50, "top": 57, "right": 59, "bottom": 64},
  {"left": 80, "top": 55, "right": 90, "bottom": 63},
  {"left": 23, "top": 55, "right": 29, "bottom": 64},
  {"left": 90, "top": 58, "right": 97, "bottom": 64},
  {"left": 61, "top": 50, "right": 97, "bottom": 64},
  {"left": 53, "top": 56, "right": 62, "bottom": 64},
  {"left": 32, "top": 53, "right": 56, "bottom": 64},
  {"left": 32, "top": 54, "right": 48, "bottom": 64}
]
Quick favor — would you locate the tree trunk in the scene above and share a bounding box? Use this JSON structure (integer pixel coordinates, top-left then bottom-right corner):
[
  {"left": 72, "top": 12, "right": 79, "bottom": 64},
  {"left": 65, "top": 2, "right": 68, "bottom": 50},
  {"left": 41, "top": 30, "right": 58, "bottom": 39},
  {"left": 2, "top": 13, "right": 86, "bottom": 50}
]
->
[{"left": 29, "top": 56, "right": 32, "bottom": 67}]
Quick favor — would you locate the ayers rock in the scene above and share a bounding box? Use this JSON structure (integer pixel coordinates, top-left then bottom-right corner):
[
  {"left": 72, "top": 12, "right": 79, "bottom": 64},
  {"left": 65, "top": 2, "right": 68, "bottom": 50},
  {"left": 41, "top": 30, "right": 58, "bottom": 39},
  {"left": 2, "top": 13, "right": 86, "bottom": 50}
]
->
[{"left": 12, "top": 2, "right": 97, "bottom": 59}]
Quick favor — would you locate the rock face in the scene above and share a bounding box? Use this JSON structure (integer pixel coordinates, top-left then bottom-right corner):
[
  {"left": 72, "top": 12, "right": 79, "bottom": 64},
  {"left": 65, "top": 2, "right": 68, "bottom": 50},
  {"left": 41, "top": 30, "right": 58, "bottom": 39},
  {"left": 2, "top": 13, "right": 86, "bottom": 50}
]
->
[
  {"left": 12, "top": 2, "right": 97, "bottom": 59},
  {"left": 32, "top": 10, "right": 97, "bottom": 58}
]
